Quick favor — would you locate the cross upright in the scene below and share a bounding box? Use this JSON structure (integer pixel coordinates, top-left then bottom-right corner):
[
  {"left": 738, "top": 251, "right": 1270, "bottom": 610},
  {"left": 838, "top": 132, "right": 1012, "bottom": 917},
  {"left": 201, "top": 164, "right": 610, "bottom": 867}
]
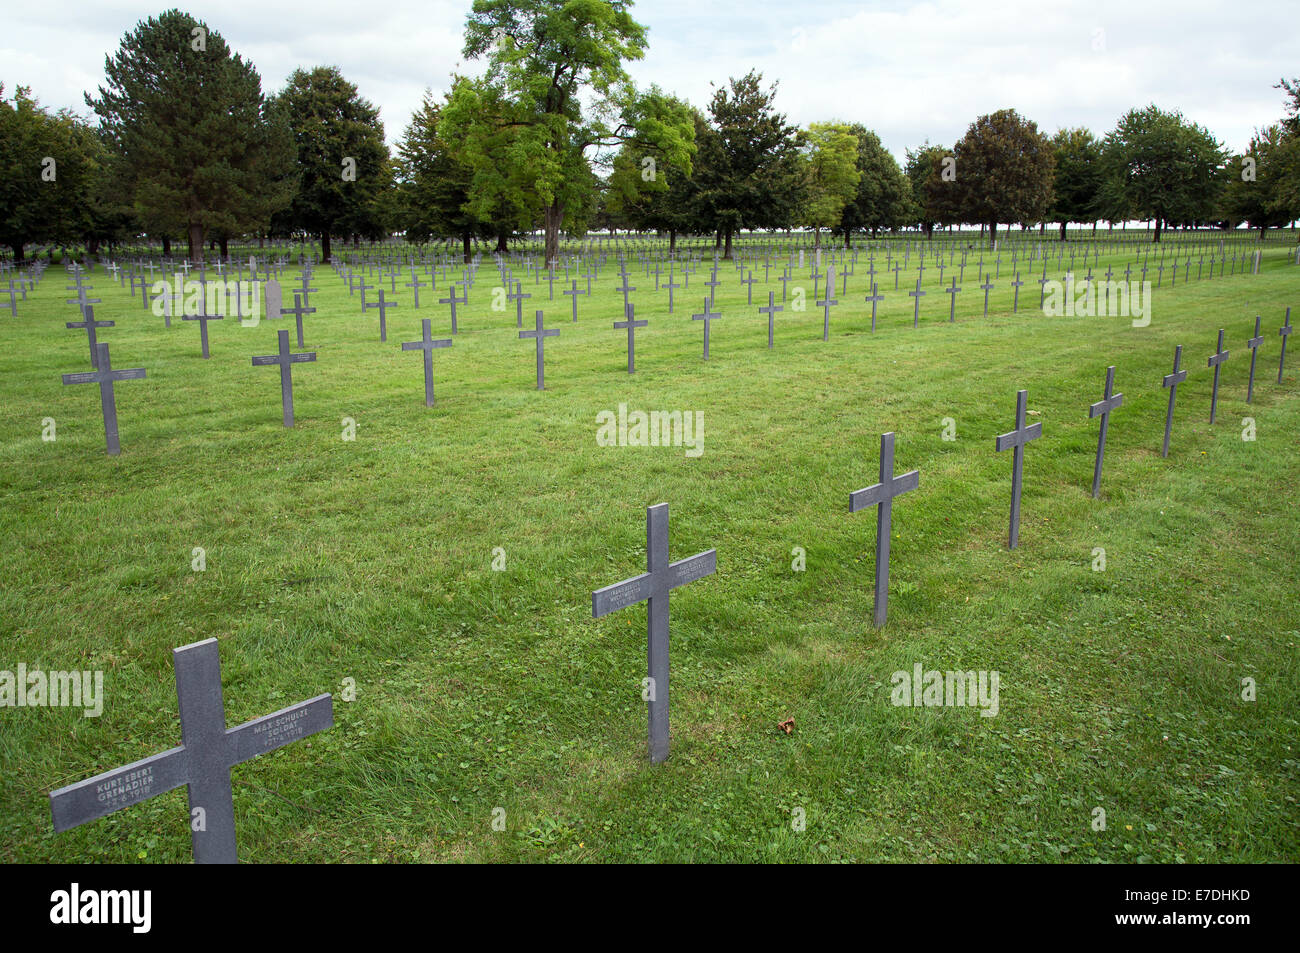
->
[
  {"left": 945, "top": 277, "right": 961, "bottom": 322},
  {"left": 817, "top": 266, "right": 838, "bottom": 340},
  {"left": 61, "top": 342, "right": 146, "bottom": 456},
  {"left": 520, "top": 309, "right": 558, "bottom": 389},
  {"left": 182, "top": 300, "right": 224, "bottom": 359},
  {"left": 865, "top": 282, "right": 883, "bottom": 332},
  {"left": 1161, "top": 345, "right": 1187, "bottom": 458},
  {"left": 664, "top": 271, "right": 681, "bottom": 314},
  {"left": 65, "top": 304, "right": 115, "bottom": 368},
  {"left": 545, "top": 267, "right": 558, "bottom": 300},
  {"left": 252, "top": 329, "right": 317, "bottom": 427},
  {"left": 563, "top": 280, "right": 584, "bottom": 322},
  {"left": 1087, "top": 365, "right": 1124, "bottom": 499},
  {"left": 406, "top": 268, "right": 426, "bottom": 309},
  {"left": 740, "top": 270, "right": 757, "bottom": 305},
  {"left": 908, "top": 276, "right": 926, "bottom": 328},
  {"left": 995, "top": 389, "right": 1043, "bottom": 549},
  {"left": 616, "top": 273, "right": 637, "bottom": 314},
  {"left": 980, "top": 274, "right": 994, "bottom": 318},
  {"left": 1010, "top": 272, "right": 1024, "bottom": 313},
  {"left": 760, "top": 291, "right": 783, "bottom": 348},
  {"left": 1246, "top": 315, "right": 1264, "bottom": 402},
  {"left": 703, "top": 271, "right": 720, "bottom": 307},
  {"left": 49, "top": 637, "right": 332, "bottom": 864},
  {"left": 591, "top": 503, "right": 716, "bottom": 765},
  {"left": 1279, "top": 307, "right": 1292, "bottom": 383},
  {"left": 615, "top": 303, "right": 648, "bottom": 373},
  {"left": 364, "top": 288, "right": 396, "bottom": 341},
  {"left": 280, "top": 292, "right": 316, "bottom": 348},
  {"left": 439, "top": 283, "right": 467, "bottom": 334},
  {"left": 849, "top": 431, "right": 920, "bottom": 627},
  {"left": 692, "top": 298, "right": 721, "bottom": 360},
  {"left": 509, "top": 281, "right": 531, "bottom": 328},
  {"left": 1207, "top": 329, "right": 1230, "bottom": 423},
  {"left": 401, "top": 318, "right": 453, "bottom": 407}
]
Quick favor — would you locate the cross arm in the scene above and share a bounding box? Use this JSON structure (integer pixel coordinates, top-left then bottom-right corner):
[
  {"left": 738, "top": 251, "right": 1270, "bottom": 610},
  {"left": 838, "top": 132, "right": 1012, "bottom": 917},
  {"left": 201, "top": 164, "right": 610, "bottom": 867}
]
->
[
  {"left": 669, "top": 549, "right": 717, "bottom": 589},
  {"left": 592, "top": 571, "right": 652, "bottom": 618},
  {"left": 226, "top": 694, "right": 333, "bottom": 767},
  {"left": 49, "top": 745, "right": 189, "bottom": 833},
  {"left": 996, "top": 423, "right": 1042, "bottom": 451},
  {"left": 849, "top": 470, "right": 919, "bottom": 511}
]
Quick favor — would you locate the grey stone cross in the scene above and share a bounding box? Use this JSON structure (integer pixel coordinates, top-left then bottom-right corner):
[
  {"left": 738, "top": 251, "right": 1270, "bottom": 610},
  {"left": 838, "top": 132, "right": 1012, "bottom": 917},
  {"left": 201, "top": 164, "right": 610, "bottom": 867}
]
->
[
  {"left": 182, "top": 301, "right": 223, "bottom": 358},
  {"left": 439, "top": 283, "right": 467, "bottom": 334},
  {"left": 61, "top": 342, "right": 146, "bottom": 456},
  {"left": 1207, "top": 329, "right": 1230, "bottom": 424},
  {"left": 1161, "top": 345, "right": 1187, "bottom": 458},
  {"left": 760, "top": 291, "right": 782, "bottom": 348},
  {"left": 65, "top": 305, "right": 115, "bottom": 368},
  {"left": 615, "top": 303, "right": 648, "bottom": 373},
  {"left": 865, "top": 282, "right": 883, "bottom": 332},
  {"left": 252, "top": 329, "right": 317, "bottom": 427},
  {"left": 849, "top": 431, "right": 919, "bottom": 627},
  {"left": 995, "top": 389, "right": 1043, "bottom": 549},
  {"left": 692, "top": 298, "right": 721, "bottom": 360},
  {"left": 1280, "top": 307, "right": 1292, "bottom": 383},
  {"left": 945, "top": 277, "right": 960, "bottom": 323},
  {"left": 908, "top": 276, "right": 925, "bottom": 328},
  {"left": 402, "top": 318, "right": 453, "bottom": 407},
  {"left": 1087, "top": 365, "right": 1124, "bottom": 499},
  {"left": 49, "top": 638, "right": 332, "bottom": 864},
  {"left": 591, "top": 503, "right": 716, "bottom": 765},
  {"left": 1246, "top": 315, "right": 1264, "bottom": 402},
  {"left": 280, "top": 292, "right": 316, "bottom": 348},
  {"left": 508, "top": 281, "right": 531, "bottom": 329},
  {"left": 364, "top": 288, "right": 395, "bottom": 341},
  {"left": 520, "top": 309, "right": 558, "bottom": 389},
  {"left": 817, "top": 266, "right": 838, "bottom": 340}
]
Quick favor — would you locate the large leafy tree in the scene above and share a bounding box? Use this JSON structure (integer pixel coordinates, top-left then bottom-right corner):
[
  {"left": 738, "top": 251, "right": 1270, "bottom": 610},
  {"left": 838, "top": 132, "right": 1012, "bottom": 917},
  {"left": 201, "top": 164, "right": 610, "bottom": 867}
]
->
[
  {"left": 1099, "top": 105, "right": 1225, "bottom": 242},
  {"left": 800, "top": 122, "right": 859, "bottom": 248},
  {"left": 904, "top": 142, "right": 956, "bottom": 238},
  {"left": 442, "top": 0, "right": 694, "bottom": 265},
  {"left": 953, "top": 108, "right": 1055, "bottom": 247},
  {"left": 86, "top": 9, "right": 294, "bottom": 262},
  {"left": 272, "top": 66, "right": 390, "bottom": 262},
  {"left": 693, "top": 71, "right": 805, "bottom": 258},
  {"left": 605, "top": 105, "right": 708, "bottom": 251},
  {"left": 838, "top": 125, "right": 911, "bottom": 245},
  {"left": 1219, "top": 124, "right": 1299, "bottom": 237},
  {"left": 395, "top": 90, "right": 490, "bottom": 261},
  {"left": 0, "top": 85, "right": 99, "bottom": 260},
  {"left": 1049, "top": 127, "right": 1102, "bottom": 240}
]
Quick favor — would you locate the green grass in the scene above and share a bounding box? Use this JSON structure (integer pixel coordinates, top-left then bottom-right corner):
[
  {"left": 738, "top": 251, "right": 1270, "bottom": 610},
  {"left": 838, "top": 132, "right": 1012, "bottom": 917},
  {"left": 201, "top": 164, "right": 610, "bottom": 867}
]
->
[{"left": 1, "top": 238, "right": 1298, "bottom": 863}]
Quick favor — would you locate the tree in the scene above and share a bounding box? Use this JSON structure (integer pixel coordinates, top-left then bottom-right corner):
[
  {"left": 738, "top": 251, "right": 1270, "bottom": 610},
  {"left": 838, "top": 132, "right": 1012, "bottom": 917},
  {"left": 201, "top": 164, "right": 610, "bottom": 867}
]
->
[
  {"left": 395, "top": 90, "right": 490, "bottom": 262},
  {"left": 800, "top": 122, "right": 859, "bottom": 248},
  {"left": 273, "top": 66, "right": 390, "bottom": 262},
  {"left": 693, "top": 71, "right": 805, "bottom": 258},
  {"left": 1219, "top": 125, "right": 1300, "bottom": 236},
  {"left": 952, "top": 109, "right": 1054, "bottom": 247},
  {"left": 442, "top": 0, "right": 694, "bottom": 265},
  {"left": 1049, "top": 127, "right": 1102, "bottom": 240},
  {"left": 838, "top": 125, "right": 911, "bottom": 245},
  {"left": 86, "top": 9, "right": 294, "bottom": 263},
  {"left": 1100, "top": 105, "right": 1226, "bottom": 242},
  {"left": 904, "top": 142, "right": 956, "bottom": 238},
  {"left": 0, "top": 85, "right": 99, "bottom": 260},
  {"left": 606, "top": 105, "right": 707, "bottom": 251}
]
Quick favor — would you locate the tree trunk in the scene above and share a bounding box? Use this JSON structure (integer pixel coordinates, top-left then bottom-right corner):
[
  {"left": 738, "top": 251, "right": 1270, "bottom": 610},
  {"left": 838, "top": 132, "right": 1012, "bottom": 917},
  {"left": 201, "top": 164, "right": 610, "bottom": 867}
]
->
[
  {"left": 496, "top": 231, "right": 508, "bottom": 253},
  {"left": 669, "top": 229, "right": 676, "bottom": 253},
  {"left": 544, "top": 201, "right": 562, "bottom": 266},
  {"left": 188, "top": 222, "right": 204, "bottom": 264},
  {"left": 988, "top": 221, "right": 997, "bottom": 248},
  {"left": 321, "top": 231, "right": 332, "bottom": 263},
  {"left": 219, "top": 235, "right": 229, "bottom": 259},
  {"left": 462, "top": 232, "right": 472, "bottom": 264},
  {"left": 1059, "top": 221, "right": 1067, "bottom": 242},
  {"left": 844, "top": 230, "right": 852, "bottom": 249},
  {"left": 11, "top": 243, "right": 24, "bottom": 262},
  {"left": 1153, "top": 218, "right": 1162, "bottom": 244},
  {"left": 723, "top": 227, "right": 733, "bottom": 260},
  {"left": 813, "top": 227, "right": 821, "bottom": 249},
  {"left": 1260, "top": 225, "right": 1267, "bottom": 241},
  {"left": 258, "top": 232, "right": 265, "bottom": 248},
  {"left": 714, "top": 229, "right": 721, "bottom": 250}
]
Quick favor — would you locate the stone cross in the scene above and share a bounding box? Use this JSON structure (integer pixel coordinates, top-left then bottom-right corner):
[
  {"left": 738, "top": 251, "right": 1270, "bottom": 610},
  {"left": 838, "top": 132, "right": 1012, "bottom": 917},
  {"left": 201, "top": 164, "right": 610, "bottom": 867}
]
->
[
  {"left": 519, "top": 309, "right": 558, "bottom": 389},
  {"left": 692, "top": 298, "right": 721, "bottom": 360},
  {"left": 945, "top": 278, "right": 960, "bottom": 323},
  {"left": 1087, "top": 365, "right": 1124, "bottom": 499},
  {"left": 908, "top": 277, "right": 925, "bottom": 328},
  {"left": 508, "top": 281, "right": 531, "bottom": 329},
  {"left": 740, "top": 270, "right": 757, "bottom": 305},
  {"left": 849, "top": 431, "right": 919, "bottom": 627},
  {"left": 364, "top": 289, "right": 395, "bottom": 341},
  {"left": 1010, "top": 272, "right": 1023, "bottom": 313},
  {"left": 1161, "top": 345, "right": 1187, "bottom": 458},
  {"left": 252, "top": 329, "right": 317, "bottom": 427},
  {"left": 1246, "top": 315, "right": 1264, "bottom": 402},
  {"left": 980, "top": 275, "right": 994, "bottom": 318},
  {"left": 1207, "top": 329, "right": 1229, "bottom": 424},
  {"left": 995, "top": 389, "right": 1043, "bottom": 549},
  {"left": 280, "top": 292, "right": 315, "bottom": 348},
  {"left": 65, "top": 305, "right": 115, "bottom": 368},
  {"left": 439, "top": 284, "right": 467, "bottom": 334},
  {"left": 61, "top": 342, "right": 146, "bottom": 456},
  {"left": 182, "top": 301, "right": 223, "bottom": 359},
  {"left": 760, "top": 291, "right": 783, "bottom": 349},
  {"left": 864, "top": 282, "right": 883, "bottom": 332},
  {"left": 49, "top": 638, "right": 332, "bottom": 864},
  {"left": 817, "top": 266, "right": 838, "bottom": 340},
  {"left": 406, "top": 269, "right": 426, "bottom": 309},
  {"left": 563, "top": 280, "right": 584, "bottom": 322},
  {"left": 617, "top": 273, "right": 636, "bottom": 314},
  {"left": 591, "top": 503, "right": 716, "bottom": 765},
  {"left": 615, "top": 303, "right": 648, "bottom": 374},
  {"left": 1280, "top": 307, "right": 1293, "bottom": 383},
  {"left": 401, "top": 318, "right": 453, "bottom": 407}
]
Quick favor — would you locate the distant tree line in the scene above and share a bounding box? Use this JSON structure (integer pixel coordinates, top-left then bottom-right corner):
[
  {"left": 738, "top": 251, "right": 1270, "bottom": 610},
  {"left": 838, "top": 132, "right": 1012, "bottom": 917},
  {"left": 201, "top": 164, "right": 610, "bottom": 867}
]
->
[{"left": 3, "top": 2, "right": 1299, "bottom": 263}]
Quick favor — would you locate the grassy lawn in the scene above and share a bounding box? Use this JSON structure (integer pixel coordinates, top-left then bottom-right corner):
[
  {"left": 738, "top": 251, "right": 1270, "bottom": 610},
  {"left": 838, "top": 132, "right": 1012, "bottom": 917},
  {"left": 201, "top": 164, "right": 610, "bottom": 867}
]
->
[{"left": 2, "top": 236, "right": 1297, "bottom": 863}]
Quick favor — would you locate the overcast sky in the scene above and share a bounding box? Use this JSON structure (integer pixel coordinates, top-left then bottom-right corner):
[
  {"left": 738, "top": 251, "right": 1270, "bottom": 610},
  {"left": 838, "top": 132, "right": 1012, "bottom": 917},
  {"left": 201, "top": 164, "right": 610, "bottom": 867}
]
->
[{"left": 3, "top": 0, "right": 1296, "bottom": 159}]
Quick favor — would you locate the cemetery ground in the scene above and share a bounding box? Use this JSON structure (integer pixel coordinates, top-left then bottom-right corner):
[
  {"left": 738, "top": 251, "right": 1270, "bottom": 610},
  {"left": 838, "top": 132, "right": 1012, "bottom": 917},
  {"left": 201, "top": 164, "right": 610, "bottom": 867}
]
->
[{"left": 1, "top": 242, "right": 1297, "bottom": 863}]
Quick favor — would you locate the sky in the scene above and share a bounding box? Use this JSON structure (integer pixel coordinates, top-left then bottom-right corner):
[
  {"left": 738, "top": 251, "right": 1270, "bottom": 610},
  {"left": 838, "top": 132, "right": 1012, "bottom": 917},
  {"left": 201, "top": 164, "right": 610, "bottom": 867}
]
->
[{"left": 2, "top": 0, "right": 1296, "bottom": 160}]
